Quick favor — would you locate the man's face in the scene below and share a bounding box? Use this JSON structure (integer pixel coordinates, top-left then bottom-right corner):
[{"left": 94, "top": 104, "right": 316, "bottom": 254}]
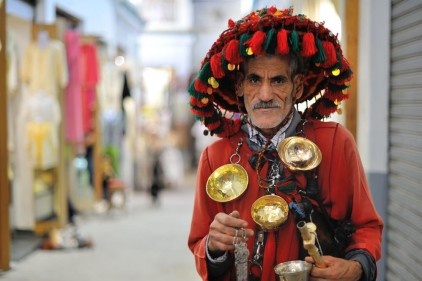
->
[{"left": 237, "top": 55, "right": 303, "bottom": 133}]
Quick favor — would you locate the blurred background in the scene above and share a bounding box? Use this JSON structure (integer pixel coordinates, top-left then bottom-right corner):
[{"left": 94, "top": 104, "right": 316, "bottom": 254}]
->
[{"left": 0, "top": 0, "right": 421, "bottom": 280}]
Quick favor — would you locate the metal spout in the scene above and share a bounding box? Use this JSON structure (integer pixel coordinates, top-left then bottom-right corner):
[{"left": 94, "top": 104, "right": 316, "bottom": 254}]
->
[{"left": 297, "top": 221, "right": 327, "bottom": 268}]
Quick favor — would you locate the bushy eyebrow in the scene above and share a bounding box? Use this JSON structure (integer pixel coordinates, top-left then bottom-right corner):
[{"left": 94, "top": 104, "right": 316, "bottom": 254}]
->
[
  {"left": 245, "top": 73, "right": 288, "bottom": 81},
  {"left": 245, "top": 73, "right": 260, "bottom": 80}
]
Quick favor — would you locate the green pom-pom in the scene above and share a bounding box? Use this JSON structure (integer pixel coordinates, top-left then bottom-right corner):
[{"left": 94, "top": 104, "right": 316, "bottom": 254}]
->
[
  {"left": 239, "top": 33, "right": 251, "bottom": 57},
  {"left": 198, "top": 62, "right": 212, "bottom": 83},
  {"left": 188, "top": 79, "right": 195, "bottom": 93},
  {"left": 314, "top": 38, "right": 326, "bottom": 63},
  {"left": 264, "top": 28, "right": 277, "bottom": 54},
  {"left": 289, "top": 29, "right": 300, "bottom": 52}
]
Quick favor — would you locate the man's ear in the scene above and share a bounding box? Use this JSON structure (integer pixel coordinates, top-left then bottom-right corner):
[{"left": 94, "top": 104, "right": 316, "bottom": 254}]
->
[
  {"left": 293, "top": 74, "right": 304, "bottom": 100},
  {"left": 235, "top": 73, "right": 244, "bottom": 97}
]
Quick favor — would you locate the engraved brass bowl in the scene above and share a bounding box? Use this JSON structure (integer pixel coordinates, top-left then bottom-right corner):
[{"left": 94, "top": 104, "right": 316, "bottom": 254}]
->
[
  {"left": 251, "top": 195, "right": 289, "bottom": 230},
  {"left": 206, "top": 164, "right": 248, "bottom": 202},
  {"left": 274, "top": 260, "right": 312, "bottom": 281},
  {"left": 277, "top": 137, "right": 322, "bottom": 171}
]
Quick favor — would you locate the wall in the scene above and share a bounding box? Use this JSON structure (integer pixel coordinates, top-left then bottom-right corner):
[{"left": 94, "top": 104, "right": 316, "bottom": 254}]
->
[
  {"left": 35, "top": 0, "right": 142, "bottom": 61},
  {"left": 191, "top": 0, "right": 242, "bottom": 73},
  {"left": 357, "top": 0, "right": 390, "bottom": 280}
]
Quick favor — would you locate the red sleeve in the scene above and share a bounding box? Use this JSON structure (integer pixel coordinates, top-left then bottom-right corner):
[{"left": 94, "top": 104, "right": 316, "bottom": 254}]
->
[{"left": 315, "top": 123, "right": 383, "bottom": 261}]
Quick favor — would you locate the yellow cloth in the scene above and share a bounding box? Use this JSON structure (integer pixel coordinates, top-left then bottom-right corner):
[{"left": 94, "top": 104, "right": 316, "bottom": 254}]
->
[
  {"left": 26, "top": 122, "right": 58, "bottom": 169},
  {"left": 21, "top": 39, "right": 68, "bottom": 96}
]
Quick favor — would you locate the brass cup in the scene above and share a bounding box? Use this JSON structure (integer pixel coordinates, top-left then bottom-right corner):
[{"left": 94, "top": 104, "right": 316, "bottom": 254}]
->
[
  {"left": 277, "top": 137, "right": 322, "bottom": 171},
  {"left": 251, "top": 195, "right": 289, "bottom": 230},
  {"left": 206, "top": 164, "right": 248, "bottom": 202}
]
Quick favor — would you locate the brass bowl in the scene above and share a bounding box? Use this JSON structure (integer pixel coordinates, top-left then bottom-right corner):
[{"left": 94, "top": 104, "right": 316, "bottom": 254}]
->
[
  {"left": 274, "top": 260, "right": 312, "bottom": 281},
  {"left": 206, "top": 164, "right": 248, "bottom": 202},
  {"left": 278, "top": 137, "right": 322, "bottom": 171},
  {"left": 251, "top": 195, "right": 289, "bottom": 230}
]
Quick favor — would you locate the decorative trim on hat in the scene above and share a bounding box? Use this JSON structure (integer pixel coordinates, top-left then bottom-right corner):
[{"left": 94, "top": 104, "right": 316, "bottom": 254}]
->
[{"left": 189, "top": 6, "right": 353, "bottom": 137}]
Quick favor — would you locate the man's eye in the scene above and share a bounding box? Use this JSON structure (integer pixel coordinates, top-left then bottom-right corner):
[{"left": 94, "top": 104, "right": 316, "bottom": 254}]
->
[
  {"left": 248, "top": 77, "right": 260, "bottom": 84},
  {"left": 272, "top": 77, "right": 287, "bottom": 84}
]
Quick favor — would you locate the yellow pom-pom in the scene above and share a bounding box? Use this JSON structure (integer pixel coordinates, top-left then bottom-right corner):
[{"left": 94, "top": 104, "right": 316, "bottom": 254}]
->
[
  {"left": 207, "top": 87, "right": 213, "bottom": 95},
  {"left": 334, "top": 100, "right": 340, "bottom": 106},
  {"left": 332, "top": 68, "right": 340, "bottom": 76},
  {"left": 228, "top": 64, "right": 236, "bottom": 71},
  {"left": 246, "top": 47, "right": 253, "bottom": 55},
  {"left": 201, "top": 98, "right": 209, "bottom": 104},
  {"left": 208, "top": 77, "right": 219, "bottom": 88}
]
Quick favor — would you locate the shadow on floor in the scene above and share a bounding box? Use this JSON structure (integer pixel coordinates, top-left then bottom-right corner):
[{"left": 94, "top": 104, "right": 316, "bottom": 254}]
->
[{"left": 10, "top": 230, "right": 43, "bottom": 261}]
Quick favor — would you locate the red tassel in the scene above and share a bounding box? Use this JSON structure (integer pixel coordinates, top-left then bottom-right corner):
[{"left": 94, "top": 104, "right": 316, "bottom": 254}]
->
[
  {"left": 267, "top": 6, "right": 277, "bottom": 14},
  {"left": 315, "top": 99, "right": 337, "bottom": 116},
  {"left": 276, "top": 29, "right": 290, "bottom": 55},
  {"left": 301, "top": 32, "right": 317, "bottom": 57},
  {"left": 189, "top": 96, "right": 205, "bottom": 108},
  {"left": 218, "top": 118, "right": 242, "bottom": 138},
  {"left": 190, "top": 106, "right": 213, "bottom": 117},
  {"left": 205, "top": 117, "right": 221, "bottom": 131},
  {"left": 225, "top": 39, "right": 242, "bottom": 64},
  {"left": 228, "top": 19, "right": 236, "bottom": 28},
  {"left": 210, "top": 53, "right": 225, "bottom": 78},
  {"left": 246, "top": 30, "right": 266, "bottom": 55},
  {"left": 194, "top": 79, "right": 209, "bottom": 93},
  {"left": 321, "top": 41, "right": 337, "bottom": 67},
  {"left": 190, "top": 96, "right": 213, "bottom": 110},
  {"left": 261, "top": 231, "right": 276, "bottom": 281},
  {"left": 323, "top": 90, "right": 344, "bottom": 102}
]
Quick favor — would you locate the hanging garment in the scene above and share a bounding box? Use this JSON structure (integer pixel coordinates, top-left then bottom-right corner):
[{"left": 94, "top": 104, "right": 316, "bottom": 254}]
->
[
  {"left": 79, "top": 43, "right": 99, "bottom": 134},
  {"left": 6, "top": 32, "right": 19, "bottom": 154},
  {"left": 64, "top": 30, "right": 84, "bottom": 144},
  {"left": 20, "top": 38, "right": 68, "bottom": 97},
  {"left": 121, "top": 71, "right": 131, "bottom": 135},
  {"left": 21, "top": 91, "right": 61, "bottom": 169},
  {"left": 98, "top": 61, "right": 124, "bottom": 116},
  {"left": 26, "top": 122, "right": 57, "bottom": 169}
]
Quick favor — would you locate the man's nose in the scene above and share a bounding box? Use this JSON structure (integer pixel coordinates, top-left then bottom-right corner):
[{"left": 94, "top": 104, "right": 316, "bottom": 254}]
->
[{"left": 258, "top": 81, "right": 273, "bottom": 101}]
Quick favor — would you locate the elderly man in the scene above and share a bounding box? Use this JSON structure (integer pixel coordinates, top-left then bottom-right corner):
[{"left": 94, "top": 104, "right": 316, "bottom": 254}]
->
[{"left": 188, "top": 7, "right": 383, "bottom": 281}]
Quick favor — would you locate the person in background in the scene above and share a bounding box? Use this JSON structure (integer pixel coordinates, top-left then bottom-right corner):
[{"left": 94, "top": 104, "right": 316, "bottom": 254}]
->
[
  {"left": 150, "top": 150, "right": 164, "bottom": 204},
  {"left": 187, "top": 6, "right": 383, "bottom": 281}
]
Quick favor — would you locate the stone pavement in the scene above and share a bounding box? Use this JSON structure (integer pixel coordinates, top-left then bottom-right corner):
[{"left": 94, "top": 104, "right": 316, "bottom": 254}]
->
[{"left": 1, "top": 176, "right": 201, "bottom": 281}]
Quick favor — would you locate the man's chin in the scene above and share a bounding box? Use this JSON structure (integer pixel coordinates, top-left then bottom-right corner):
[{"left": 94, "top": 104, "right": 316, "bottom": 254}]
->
[{"left": 250, "top": 119, "right": 284, "bottom": 130}]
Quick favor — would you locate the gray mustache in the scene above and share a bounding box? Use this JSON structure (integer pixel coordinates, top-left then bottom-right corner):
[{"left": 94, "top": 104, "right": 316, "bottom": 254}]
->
[{"left": 253, "top": 101, "right": 281, "bottom": 109}]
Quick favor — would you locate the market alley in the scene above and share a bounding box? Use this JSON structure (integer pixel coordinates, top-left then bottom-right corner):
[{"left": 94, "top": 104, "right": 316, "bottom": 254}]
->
[{"left": 1, "top": 173, "right": 200, "bottom": 281}]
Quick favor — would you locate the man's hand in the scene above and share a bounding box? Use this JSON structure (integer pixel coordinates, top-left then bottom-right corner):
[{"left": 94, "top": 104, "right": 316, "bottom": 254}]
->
[
  {"left": 207, "top": 211, "right": 254, "bottom": 253},
  {"left": 305, "top": 255, "right": 362, "bottom": 281}
]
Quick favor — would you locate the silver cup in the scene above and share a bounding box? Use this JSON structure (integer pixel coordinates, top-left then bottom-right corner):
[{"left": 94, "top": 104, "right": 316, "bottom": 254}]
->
[{"left": 274, "top": 260, "right": 312, "bottom": 281}]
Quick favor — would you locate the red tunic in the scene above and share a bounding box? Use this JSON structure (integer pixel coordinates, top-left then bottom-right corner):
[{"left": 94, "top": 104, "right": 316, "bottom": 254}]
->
[{"left": 188, "top": 120, "right": 383, "bottom": 281}]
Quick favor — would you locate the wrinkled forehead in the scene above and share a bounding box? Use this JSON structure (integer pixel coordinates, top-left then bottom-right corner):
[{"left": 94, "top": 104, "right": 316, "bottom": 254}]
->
[{"left": 241, "top": 54, "right": 300, "bottom": 78}]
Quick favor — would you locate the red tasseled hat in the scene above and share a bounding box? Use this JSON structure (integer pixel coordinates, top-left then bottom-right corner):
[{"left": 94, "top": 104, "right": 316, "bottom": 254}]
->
[{"left": 188, "top": 6, "right": 352, "bottom": 137}]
